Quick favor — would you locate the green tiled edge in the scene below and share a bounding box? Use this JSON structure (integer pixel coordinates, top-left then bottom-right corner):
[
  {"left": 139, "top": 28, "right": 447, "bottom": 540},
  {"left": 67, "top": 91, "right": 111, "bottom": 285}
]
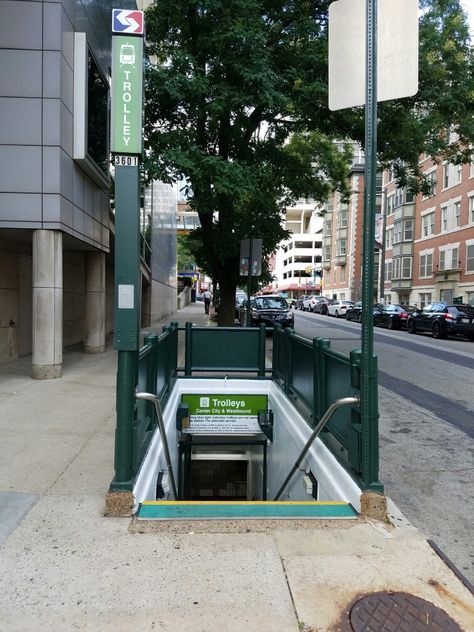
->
[{"left": 137, "top": 502, "right": 358, "bottom": 520}]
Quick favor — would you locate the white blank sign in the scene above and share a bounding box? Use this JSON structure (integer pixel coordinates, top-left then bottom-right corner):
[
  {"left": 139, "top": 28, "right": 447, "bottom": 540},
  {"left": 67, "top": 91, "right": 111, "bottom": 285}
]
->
[{"left": 329, "top": 0, "right": 418, "bottom": 110}]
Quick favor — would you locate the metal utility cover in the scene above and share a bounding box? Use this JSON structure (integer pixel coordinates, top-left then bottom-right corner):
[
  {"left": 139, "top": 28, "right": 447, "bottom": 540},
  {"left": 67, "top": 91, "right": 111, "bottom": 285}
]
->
[
  {"left": 329, "top": 0, "right": 418, "bottom": 110},
  {"left": 349, "top": 592, "right": 463, "bottom": 632}
]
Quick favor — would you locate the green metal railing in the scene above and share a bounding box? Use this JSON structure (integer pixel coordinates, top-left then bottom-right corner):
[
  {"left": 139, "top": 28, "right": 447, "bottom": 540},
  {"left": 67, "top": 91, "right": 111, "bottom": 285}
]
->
[
  {"left": 112, "top": 321, "right": 381, "bottom": 494},
  {"left": 183, "top": 322, "right": 267, "bottom": 376},
  {"left": 132, "top": 323, "right": 178, "bottom": 475},
  {"left": 272, "top": 325, "right": 371, "bottom": 487}
]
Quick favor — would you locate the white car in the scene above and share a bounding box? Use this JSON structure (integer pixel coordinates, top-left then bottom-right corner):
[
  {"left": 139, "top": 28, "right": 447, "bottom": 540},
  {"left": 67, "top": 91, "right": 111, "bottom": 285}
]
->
[
  {"left": 327, "top": 300, "right": 354, "bottom": 318},
  {"left": 302, "top": 295, "right": 318, "bottom": 311}
]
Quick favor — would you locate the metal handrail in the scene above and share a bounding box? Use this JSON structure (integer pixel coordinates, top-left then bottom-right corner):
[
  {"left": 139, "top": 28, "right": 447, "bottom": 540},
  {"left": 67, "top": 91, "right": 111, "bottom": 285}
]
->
[
  {"left": 273, "top": 396, "right": 360, "bottom": 501},
  {"left": 135, "top": 392, "right": 178, "bottom": 500}
]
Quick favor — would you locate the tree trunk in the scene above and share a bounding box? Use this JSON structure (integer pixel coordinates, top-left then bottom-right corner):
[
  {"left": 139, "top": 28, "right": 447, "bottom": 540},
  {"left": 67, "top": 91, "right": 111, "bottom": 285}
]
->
[{"left": 217, "top": 277, "right": 237, "bottom": 326}]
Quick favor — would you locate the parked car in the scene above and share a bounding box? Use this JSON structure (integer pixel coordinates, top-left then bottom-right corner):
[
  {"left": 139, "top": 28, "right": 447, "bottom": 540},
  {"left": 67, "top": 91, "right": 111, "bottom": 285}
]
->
[
  {"left": 286, "top": 297, "right": 297, "bottom": 309},
  {"left": 327, "top": 300, "right": 354, "bottom": 318},
  {"left": 407, "top": 302, "right": 474, "bottom": 340},
  {"left": 313, "top": 297, "right": 334, "bottom": 315},
  {"left": 308, "top": 296, "right": 325, "bottom": 312},
  {"left": 238, "top": 295, "right": 294, "bottom": 329},
  {"left": 302, "top": 294, "right": 319, "bottom": 311},
  {"left": 373, "top": 304, "right": 417, "bottom": 329},
  {"left": 235, "top": 292, "right": 247, "bottom": 318},
  {"left": 345, "top": 302, "right": 383, "bottom": 323},
  {"left": 295, "top": 295, "right": 309, "bottom": 310}
]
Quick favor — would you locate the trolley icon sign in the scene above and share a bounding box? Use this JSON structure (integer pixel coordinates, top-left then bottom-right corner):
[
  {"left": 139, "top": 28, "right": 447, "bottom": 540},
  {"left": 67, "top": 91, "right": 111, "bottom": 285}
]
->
[
  {"left": 120, "top": 44, "right": 135, "bottom": 66},
  {"left": 112, "top": 9, "right": 144, "bottom": 35}
]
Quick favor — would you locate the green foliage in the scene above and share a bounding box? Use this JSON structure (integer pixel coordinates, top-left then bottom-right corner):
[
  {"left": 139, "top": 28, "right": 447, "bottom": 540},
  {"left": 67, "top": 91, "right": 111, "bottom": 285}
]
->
[
  {"left": 144, "top": 0, "right": 474, "bottom": 322},
  {"left": 177, "top": 234, "right": 196, "bottom": 272}
]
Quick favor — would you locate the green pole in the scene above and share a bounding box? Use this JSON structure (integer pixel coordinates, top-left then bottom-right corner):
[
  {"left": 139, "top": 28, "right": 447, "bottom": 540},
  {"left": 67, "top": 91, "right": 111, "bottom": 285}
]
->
[
  {"left": 111, "top": 164, "right": 141, "bottom": 490},
  {"left": 361, "top": 0, "right": 383, "bottom": 493}
]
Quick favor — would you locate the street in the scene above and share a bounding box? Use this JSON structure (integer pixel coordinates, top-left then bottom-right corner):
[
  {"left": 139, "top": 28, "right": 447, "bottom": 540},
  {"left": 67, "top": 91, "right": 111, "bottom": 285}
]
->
[{"left": 286, "top": 309, "right": 474, "bottom": 585}]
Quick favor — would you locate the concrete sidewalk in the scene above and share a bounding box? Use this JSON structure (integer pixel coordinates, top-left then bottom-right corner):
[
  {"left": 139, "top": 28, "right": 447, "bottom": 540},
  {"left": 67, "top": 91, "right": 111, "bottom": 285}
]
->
[{"left": 0, "top": 303, "right": 473, "bottom": 631}]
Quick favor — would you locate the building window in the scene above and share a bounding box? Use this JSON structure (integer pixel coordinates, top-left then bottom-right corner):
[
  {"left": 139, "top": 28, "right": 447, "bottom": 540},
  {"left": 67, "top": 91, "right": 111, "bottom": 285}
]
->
[
  {"left": 469, "top": 197, "right": 474, "bottom": 224},
  {"left": 423, "top": 171, "right": 436, "bottom": 198},
  {"left": 466, "top": 243, "right": 474, "bottom": 273},
  {"left": 439, "top": 246, "right": 460, "bottom": 271},
  {"left": 467, "top": 291, "right": 474, "bottom": 306},
  {"left": 385, "top": 227, "right": 393, "bottom": 249},
  {"left": 337, "top": 210, "right": 348, "bottom": 229},
  {"left": 419, "top": 253, "right": 433, "bottom": 277},
  {"left": 443, "top": 164, "right": 450, "bottom": 188},
  {"left": 386, "top": 194, "right": 395, "bottom": 216},
  {"left": 422, "top": 212, "right": 435, "bottom": 237},
  {"left": 443, "top": 162, "right": 462, "bottom": 189},
  {"left": 340, "top": 266, "right": 346, "bottom": 283},
  {"left": 454, "top": 201, "right": 461, "bottom": 227},
  {"left": 441, "top": 207, "right": 448, "bottom": 231},
  {"left": 419, "top": 293, "right": 432, "bottom": 309},
  {"left": 384, "top": 259, "right": 392, "bottom": 281},
  {"left": 393, "top": 257, "right": 412, "bottom": 279},
  {"left": 336, "top": 239, "right": 346, "bottom": 256},
  {"left": 404, "top": 219, "right": 414, "bottom": 241},
  {"left": 393, "top": 219, "right": 413, "bottom": 244},
  {"left": 394, "top": 187, "right": 404, "bottom": 208}
]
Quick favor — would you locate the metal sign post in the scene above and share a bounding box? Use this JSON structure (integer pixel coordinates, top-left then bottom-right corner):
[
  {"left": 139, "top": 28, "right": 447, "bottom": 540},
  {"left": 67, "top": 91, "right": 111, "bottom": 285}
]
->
[
  {"left": 240, "top": 239, "right": 263, "bottom": 326},
  {"left": 360, "top": 0, "right": 382, "bottom": 493},
  {"left": 328, "top": 0, "right": 418, "bottom": 492},
  {"left": 111, "top": 10, "right": 144, "bottom": 491}
]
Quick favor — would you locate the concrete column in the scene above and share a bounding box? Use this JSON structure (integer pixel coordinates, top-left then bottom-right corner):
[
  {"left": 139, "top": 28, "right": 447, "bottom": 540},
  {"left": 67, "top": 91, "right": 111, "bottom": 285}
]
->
[
  {"left": 84, "top": 251, "right": 106, "bottom": 353},
  {"left": 32, "top": 230, "right": 63, "bottom": 379}
]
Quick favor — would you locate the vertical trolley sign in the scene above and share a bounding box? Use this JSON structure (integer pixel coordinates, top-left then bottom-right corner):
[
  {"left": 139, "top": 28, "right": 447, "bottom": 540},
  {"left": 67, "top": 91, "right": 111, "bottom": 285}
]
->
[{"left": 110, "top": 9, "right": 145, "bottom": 491}]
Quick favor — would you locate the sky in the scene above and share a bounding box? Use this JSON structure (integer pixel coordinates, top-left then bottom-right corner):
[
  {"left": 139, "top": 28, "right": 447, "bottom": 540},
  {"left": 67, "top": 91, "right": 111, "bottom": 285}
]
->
[{"left": 460, "top": 0, "right": 474, "bottom": 38}]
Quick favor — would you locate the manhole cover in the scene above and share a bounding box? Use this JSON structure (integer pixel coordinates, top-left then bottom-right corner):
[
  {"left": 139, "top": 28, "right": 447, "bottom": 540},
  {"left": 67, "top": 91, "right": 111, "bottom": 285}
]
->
[{"left": 349, "top": 591, "right": 463, "bottom": 632}]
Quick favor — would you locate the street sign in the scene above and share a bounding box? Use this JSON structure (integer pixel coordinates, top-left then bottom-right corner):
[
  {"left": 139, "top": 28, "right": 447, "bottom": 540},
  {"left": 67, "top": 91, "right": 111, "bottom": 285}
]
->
[
  {"left": 328, "top": 0, "right": 418, "bottom": 110},
  {"left": 111, "top": 35, "right": 143, "bottom": 154},
  {"left": 180, "top": 394, "right": 268, "bottom": 434},
  {"left": 112, "top": 9, "right": 144, "bottom": 35},
  {"left": 240, "top": 239, "right": 263, "bottom": 276}
]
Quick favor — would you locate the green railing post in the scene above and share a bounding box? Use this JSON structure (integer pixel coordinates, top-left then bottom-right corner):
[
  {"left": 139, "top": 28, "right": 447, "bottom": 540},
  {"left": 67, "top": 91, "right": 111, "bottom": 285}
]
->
[
  {"left": 185, "top": 322, "right": 192, "bottom": 376},
  {"left": 258, "top": 324, "right": 266, "bottom": 377},
  {"left": 350, "top": 349, "right": 362, "bottom": 390},
  {"left": 272, "top": 324, "right": 281, "bottom": 380},
  {"left": 284, "top": 327, "right": 293, "bottom": 394},
  {"left": 313, "top": 337, "right": 330, "bottom": 423},
  {"left": 144, "top": 333, "right": 159, "bottom": 425}
]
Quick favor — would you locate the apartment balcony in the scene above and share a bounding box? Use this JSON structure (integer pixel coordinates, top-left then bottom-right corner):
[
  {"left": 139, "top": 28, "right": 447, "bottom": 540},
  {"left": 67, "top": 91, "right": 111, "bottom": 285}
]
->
[
  {"left": 335, "top": 254, "right": 347, "bottom": 266},
  {"left": 323, "top": 260, "right": 332, "bottom": 271}
]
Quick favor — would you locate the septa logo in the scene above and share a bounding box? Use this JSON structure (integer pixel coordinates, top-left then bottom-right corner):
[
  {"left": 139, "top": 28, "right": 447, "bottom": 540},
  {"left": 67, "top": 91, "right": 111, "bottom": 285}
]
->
[
  {"left": 199, "top": 397, "right": 210, "bottom": 408},
  {"left": 112, "top": 10, "right": 144, "bottom": 35}
]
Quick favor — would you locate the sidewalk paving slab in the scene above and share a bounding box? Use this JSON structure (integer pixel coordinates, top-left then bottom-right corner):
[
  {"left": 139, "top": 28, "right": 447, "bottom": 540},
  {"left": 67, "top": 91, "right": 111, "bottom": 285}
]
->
[{"left": 0, "top": 303, "right": 473, "bottom": 632}]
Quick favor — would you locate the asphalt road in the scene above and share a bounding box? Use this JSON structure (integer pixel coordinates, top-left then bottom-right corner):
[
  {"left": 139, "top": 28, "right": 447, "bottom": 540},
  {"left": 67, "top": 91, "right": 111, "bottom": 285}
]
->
[{"left": 289, "top": 308, "right": 474, "bottom": 586}]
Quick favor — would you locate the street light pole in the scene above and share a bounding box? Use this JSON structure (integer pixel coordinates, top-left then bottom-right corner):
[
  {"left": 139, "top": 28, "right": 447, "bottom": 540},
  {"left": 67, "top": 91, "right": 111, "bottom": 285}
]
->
[{"left": 360, "top": 0, "right": 383, "bottom": 492}]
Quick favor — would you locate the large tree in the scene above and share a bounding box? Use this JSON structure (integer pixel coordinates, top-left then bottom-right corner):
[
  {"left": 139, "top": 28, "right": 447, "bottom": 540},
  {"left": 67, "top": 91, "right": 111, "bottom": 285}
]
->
[{"left": 144, "top": 0, "right": 473, "bottom": 325}]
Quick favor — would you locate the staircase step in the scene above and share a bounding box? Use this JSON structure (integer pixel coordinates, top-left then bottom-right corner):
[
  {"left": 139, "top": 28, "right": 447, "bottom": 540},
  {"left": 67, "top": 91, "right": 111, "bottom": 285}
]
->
[{"left": 137, "top": 500, "right": 358, "bottom": 520}]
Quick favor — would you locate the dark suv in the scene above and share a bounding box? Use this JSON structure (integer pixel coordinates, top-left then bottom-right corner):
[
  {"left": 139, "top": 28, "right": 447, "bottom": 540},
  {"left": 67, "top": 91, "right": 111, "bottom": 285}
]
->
[
  {"left": 407, "top": 302, "right": 474, "bottom": 341},
  {"left": 239, "top": 295, "right": 294, "bottom": 329}
]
